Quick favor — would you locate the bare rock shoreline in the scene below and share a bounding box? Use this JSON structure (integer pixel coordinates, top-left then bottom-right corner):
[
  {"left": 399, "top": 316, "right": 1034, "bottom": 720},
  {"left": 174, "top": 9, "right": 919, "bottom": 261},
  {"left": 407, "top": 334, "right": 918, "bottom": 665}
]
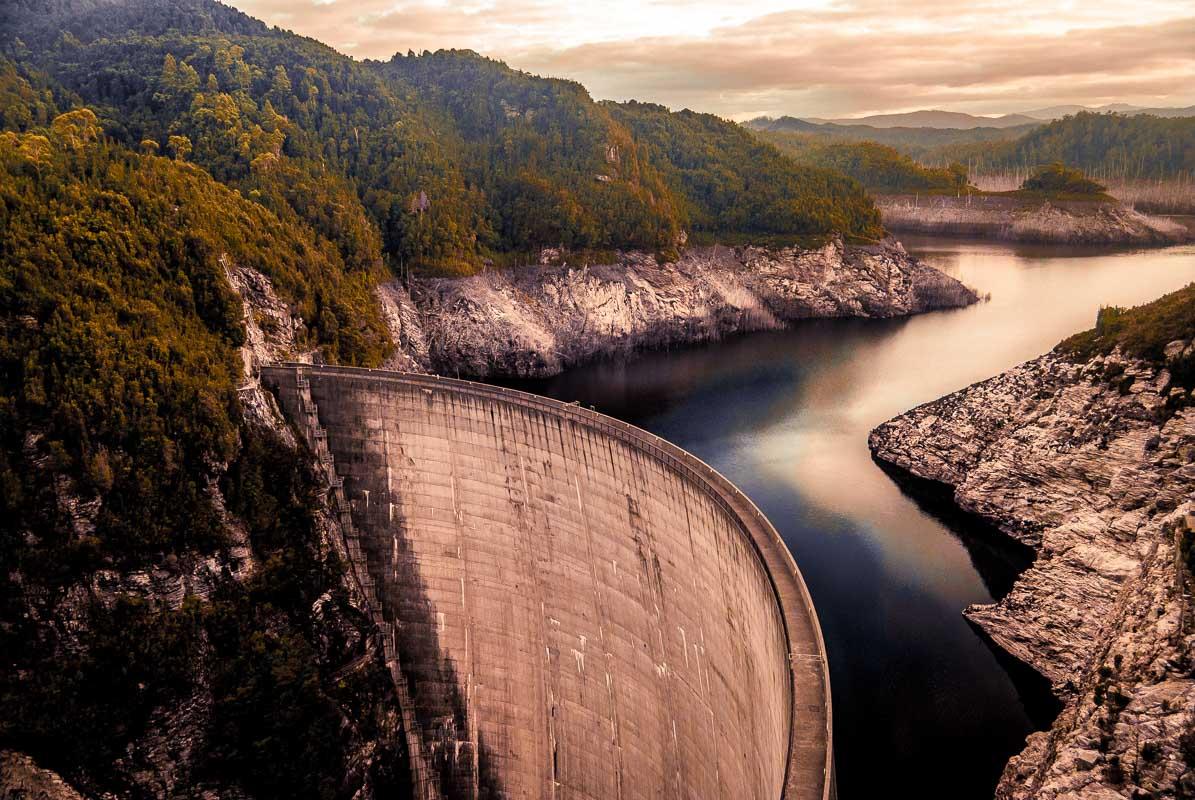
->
[
  {"left": 869, "top": 349, "right": 1195, "bottom": 799},
  {"left": 877, "top": 194, "right": 1191, "bottom": 245},
  {"left": 379, "top": 237, "right": 978, "bottom": 378}
]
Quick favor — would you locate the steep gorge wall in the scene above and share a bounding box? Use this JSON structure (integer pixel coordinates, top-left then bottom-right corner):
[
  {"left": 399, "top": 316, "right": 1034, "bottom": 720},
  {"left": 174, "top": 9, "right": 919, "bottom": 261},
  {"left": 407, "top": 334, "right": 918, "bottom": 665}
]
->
[
  {"left": 262, "top": 365, "right": 832, "bottom": 800},
  {"left": 869, "top": 350, "right": 1195, "bottom": 799}
]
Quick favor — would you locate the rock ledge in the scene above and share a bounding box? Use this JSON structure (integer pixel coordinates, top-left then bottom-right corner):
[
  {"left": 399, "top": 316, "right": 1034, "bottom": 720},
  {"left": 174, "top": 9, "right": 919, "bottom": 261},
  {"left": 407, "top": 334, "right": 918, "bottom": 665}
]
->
[{"left": 869, "top": 347, "right": 1195, "bottom": 799}]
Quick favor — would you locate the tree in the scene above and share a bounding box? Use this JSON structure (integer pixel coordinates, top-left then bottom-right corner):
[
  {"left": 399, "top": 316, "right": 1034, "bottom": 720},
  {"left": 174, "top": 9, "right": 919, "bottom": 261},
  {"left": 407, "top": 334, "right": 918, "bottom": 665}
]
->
[
  {"left": 156, "top": 53, "right": 200, "bottom": 102},
  {"left": 50, "top": 108, "right": 101, "bottom": 151},
  {"left": 168, "top": 134, "right": 192, "bottom": 161},
  {"left": 270, "top": 64, "right": 292, "bottom": 98},
  {"left": 17, "top": 133, "right": 52, "bottom": 178},
  {"left": 1021, "top": 161, "right": 1107, "bottom": 196}
]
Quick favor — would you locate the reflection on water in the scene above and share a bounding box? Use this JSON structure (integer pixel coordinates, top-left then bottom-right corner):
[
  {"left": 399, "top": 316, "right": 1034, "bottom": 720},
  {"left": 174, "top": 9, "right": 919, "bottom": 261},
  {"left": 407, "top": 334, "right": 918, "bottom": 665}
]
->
[{"left": 505, "top": 238, "right": 1195, "bottom": 799}]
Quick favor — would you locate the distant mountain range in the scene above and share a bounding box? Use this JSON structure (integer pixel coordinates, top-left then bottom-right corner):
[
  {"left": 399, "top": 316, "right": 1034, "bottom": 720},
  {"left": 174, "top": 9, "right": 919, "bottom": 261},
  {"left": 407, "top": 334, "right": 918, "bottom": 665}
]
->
[
  {"left": 756, "top": 104, "right": 1195, "bottom": 131},
  {"left": 799, "top": 110, "right": 1038, "bottom": 129}
]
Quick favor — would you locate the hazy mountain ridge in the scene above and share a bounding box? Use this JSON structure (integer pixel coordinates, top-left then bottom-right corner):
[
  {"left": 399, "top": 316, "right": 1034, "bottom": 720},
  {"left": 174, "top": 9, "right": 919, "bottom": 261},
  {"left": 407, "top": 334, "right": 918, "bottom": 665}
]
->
[
  {"left": 799, "top": 109, "right": 1039, "bottom": 129},
  {"left": 752, "top": 103, "right": 1195, "bottom": 132}
]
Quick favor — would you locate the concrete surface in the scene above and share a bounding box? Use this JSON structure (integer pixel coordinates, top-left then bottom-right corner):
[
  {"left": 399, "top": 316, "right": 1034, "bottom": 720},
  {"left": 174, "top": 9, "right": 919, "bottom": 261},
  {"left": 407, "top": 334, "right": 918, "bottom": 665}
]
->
[{"left": 262, "top": 365, "right": 831, "bottom": 800}]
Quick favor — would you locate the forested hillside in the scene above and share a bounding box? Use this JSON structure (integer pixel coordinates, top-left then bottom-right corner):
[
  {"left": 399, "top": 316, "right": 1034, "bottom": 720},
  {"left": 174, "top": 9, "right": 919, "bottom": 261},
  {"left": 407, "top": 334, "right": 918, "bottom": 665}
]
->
[
  {"left": 376, "top": 51, "right": 683, "bottom": 257},
  {"left": 750, "top": 111, "right": 1195, "bottom": 188},
  {"left": 928, "top": 112, "right": 1195, "bottom": 181},
  {"left": 609, "top": 101, "right": 883, "bottom": 241},
  {"left": 2, "top": 0, "right": 884, "bottom": 278},
  {"left": 0, "top": 101, "right": 408, "bottom": 796},
  {"left": 748, "top": 115, "right": 1035, "bottom": 160},
  {"left": 0, "top": 4, "right": 903, "bottom": 792},
  {"left": 753, "top": 130, "right": 971, "bottom": 194}
]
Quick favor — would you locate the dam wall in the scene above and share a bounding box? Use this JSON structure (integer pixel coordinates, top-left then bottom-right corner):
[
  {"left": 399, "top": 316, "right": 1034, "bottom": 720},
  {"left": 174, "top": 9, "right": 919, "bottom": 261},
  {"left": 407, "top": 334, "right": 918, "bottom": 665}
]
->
[{"left": 262, "top": 365, "right": 831, "bottom": 800}]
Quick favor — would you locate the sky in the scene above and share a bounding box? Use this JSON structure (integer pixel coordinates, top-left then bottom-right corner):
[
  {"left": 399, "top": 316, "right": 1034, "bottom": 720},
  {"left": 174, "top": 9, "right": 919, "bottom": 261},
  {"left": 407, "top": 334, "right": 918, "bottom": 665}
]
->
[{"left": 227, "top": 0, "right": 1195, "bottom": 121}]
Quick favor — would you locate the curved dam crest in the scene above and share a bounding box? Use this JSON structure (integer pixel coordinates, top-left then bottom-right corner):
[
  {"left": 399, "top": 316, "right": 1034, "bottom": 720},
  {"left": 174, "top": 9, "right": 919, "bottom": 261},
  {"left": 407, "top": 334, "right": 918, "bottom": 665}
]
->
[{"left": 261, "top": 365, "right": 831, "bottom": 800}]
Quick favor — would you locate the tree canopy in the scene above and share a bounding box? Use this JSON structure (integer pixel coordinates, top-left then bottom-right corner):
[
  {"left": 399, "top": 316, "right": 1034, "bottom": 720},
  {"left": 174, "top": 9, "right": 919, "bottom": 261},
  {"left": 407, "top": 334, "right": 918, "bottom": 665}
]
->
[
  {"left": 0, "top": 6, "right": 898, "bottom": 790},
  {"left": 753, "top": 131, "right": 972, "bottom": 194},
  {"left": 1018, "top": 162, "right": 1109, "bottom": 198},
  {"left": 2, "top": 0, "right": 888, "bottom": 273},
  {"left": 610, "top": 101, "right": 883, "bottom": 242},
  {"left": 928, "top": 112, "right": 1195, "bottom": 181}
]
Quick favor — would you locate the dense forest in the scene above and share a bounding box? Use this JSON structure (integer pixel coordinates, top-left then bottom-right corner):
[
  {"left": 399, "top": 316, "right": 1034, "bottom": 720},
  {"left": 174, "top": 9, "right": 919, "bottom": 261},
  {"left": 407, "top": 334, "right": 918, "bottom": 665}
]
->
[
  {"left": 747, "top": 115, "right": 1036, "bottom": 161},
  {"left": 609, "top": 101, "right": 882, "bottom": 242},
  {"left": 0, "top": 110, "right": 407, "bottom": 795},
  {"left": 753, "top": 130, "right": 972, "bottom": 194},
  {"left": 924, "top": 112, "right": 1195, "bottom": 182},
  {"left": 750, "top": 111, "right": 1195, "bottom": 187},
  {"left": 2, "top": 0, "right": 884, "bottom": 276}
]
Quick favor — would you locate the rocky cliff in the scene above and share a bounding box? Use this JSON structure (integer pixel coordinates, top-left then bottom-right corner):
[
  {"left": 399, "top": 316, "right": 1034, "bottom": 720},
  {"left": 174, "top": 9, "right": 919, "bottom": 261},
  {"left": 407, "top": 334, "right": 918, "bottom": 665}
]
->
[
  {"left": 380, "top": 237, "right": 977, "bottom": 378},
  {"left": 869, "top": 348, "right": 1195, "bottom": 799},
  {"left": 877, "top": 195, "right": 1190, "bottom": 245},
  {"left": 0, "top": 263, "right": 412, "bottom": 799}
]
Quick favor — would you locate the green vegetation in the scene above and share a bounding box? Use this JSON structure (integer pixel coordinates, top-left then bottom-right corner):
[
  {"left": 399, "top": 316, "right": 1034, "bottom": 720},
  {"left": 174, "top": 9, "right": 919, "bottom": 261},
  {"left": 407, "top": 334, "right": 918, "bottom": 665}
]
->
[
  {"left": 748, "top": 115, "right": 1037, "bottom": 161},
  {"left": 928, "top": 112, "right": 1195, "bottom": 182},
  {"left": 377, "top": 51, "right": 682, "bottom": 259},
  {"left": 1062, "top": 284, "right": 1195, "bottom": 386},
  {"left": 610, "top": 102, "right": 883, "bottom": 243},
  {"left": 2, "top": 0, "right": 887, "bottom": 274},
  {"left": 755, "top": 131, "right": 972, "bottom": 194},
  {"left": 1013, "top": 162, "right": 1111, "bottom": 200},
  {"left": 0, "top": 1, "right": 905, "bottom": 793},
  {"left": 0, "top": 110, "right": 403, "bottom": 794},
  {"left": 752, "top": 112, "right": 1195, "bottom": 209}
]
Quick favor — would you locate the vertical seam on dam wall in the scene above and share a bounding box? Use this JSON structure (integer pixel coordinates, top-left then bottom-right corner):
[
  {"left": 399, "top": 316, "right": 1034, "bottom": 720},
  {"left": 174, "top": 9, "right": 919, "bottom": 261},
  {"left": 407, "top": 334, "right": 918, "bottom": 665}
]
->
[{"left": 262, "top": 364, "right": 832, "bottom": 800}]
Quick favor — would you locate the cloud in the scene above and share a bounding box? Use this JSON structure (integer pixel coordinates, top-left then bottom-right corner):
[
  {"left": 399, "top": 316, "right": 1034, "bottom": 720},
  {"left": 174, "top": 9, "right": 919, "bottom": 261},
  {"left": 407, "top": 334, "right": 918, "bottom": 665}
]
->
[{"left": 227, "top": 0, "right": 1195, "bottom": 118}]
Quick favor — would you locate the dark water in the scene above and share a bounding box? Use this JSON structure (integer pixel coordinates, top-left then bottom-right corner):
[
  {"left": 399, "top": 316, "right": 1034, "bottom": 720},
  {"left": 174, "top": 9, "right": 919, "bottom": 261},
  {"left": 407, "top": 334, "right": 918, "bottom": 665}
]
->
[{"left": 505, "top": 237, "right": 1195, "bottom": 799}]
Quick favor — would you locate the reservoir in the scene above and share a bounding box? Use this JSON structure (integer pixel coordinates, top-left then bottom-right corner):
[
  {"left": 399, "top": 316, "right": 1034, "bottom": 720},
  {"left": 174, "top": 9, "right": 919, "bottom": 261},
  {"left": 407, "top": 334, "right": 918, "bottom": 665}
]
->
[{"left": 506, "top": 237, "right": 1195, "bottom": 799}]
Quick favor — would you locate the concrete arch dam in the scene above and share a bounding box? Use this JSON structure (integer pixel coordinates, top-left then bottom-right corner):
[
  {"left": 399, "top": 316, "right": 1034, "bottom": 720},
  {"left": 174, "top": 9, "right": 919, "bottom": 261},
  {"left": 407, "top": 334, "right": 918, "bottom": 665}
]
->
[{"left": 262, "top": 365, "right": 832, "bottom": 800}]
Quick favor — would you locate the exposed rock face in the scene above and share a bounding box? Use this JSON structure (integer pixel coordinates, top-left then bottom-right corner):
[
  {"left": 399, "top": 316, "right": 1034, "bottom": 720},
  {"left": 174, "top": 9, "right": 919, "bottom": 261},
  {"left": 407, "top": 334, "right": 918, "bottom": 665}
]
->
[
  {"left": 0, "top": 751, "right": 86, "bottom": 800},
  {"left": 869, "top": 349, "right": 1195, "bottom": 799},
  {"left": 374, "top": 281, "right": 431, "bottom": 373},
  {"left": 0, "top": 240, "right": 966, "bottom": 798},
  {"left": 877, "top": 195, "right": 1190, "bottom": 244},
  {"left": 0, "top": 261, "right": 410, "bottom": 800},
  {"left": 393, "top": 237, "right": 976, "bottom": 378},
  {"left": 223, "top": 258, "right": 311, "bottom": 371}
]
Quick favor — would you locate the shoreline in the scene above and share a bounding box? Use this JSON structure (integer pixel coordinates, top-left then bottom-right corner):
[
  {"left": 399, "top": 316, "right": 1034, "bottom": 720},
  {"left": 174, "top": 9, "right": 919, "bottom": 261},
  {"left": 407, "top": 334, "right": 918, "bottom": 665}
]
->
[
  {"left": 876, "top": 194, "right": 1192, "bottom": 245},
  {"left": 868, "top": 349, "right": 1195, "bottom": 799},
  {"left": 377, "top": 236, "right": 979, "bottom": 379}
]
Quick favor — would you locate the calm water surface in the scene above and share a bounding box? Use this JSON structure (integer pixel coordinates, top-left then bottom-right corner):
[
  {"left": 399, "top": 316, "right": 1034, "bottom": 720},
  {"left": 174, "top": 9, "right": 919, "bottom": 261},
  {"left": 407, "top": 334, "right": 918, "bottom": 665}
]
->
[{"left": 508, "top": 238, "right": 1195, "bottom": 799}]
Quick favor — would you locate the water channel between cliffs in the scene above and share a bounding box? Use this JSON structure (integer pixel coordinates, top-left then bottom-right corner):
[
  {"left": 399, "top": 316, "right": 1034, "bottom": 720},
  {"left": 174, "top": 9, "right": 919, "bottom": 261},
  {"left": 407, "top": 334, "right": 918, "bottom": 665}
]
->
[{"left": 502, "top": 236, "right": 1195, "bottom": 799}]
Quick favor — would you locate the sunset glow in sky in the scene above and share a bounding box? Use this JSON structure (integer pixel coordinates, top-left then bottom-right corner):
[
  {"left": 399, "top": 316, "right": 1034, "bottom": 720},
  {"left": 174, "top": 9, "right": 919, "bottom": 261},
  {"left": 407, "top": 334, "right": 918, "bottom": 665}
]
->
[{"left": 228, "top": 0, "right": 1195, "bottom": 120}]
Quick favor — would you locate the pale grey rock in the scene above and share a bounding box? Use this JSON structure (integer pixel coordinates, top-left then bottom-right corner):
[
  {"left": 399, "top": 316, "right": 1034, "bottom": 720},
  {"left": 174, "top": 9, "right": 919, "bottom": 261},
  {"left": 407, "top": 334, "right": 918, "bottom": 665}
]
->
[
  {"left": 221, "top": 256, "right": 311, "bottom": 373},
  {"left": 374, "top": 281, "right": 430, "bottom": 373},
  {"left": 869, "top": 349, "right": 1195, "bottom": 799},
  {"left": 0, "top": 751, "right": 86, "bottom": 800},
  {"left": 388, "top": 237, "right": 976, "bottom": 378},
  {"left": 877, "top": 195, "right": 1191, "bottom": 244}
]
